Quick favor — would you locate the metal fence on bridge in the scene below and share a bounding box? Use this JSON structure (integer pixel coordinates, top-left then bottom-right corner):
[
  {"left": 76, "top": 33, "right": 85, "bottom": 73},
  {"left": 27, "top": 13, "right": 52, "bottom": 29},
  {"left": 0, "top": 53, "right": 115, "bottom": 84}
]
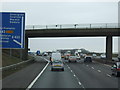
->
[{"left": 25, "top": 23, "right": 118, "bottom": 30}]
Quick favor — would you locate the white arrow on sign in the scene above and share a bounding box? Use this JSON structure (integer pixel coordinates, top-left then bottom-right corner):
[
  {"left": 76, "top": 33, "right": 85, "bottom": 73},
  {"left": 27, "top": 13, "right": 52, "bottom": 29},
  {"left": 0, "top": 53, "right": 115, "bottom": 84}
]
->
[{"left": 13, "top": 39, "right": 22, "bottom": 46}]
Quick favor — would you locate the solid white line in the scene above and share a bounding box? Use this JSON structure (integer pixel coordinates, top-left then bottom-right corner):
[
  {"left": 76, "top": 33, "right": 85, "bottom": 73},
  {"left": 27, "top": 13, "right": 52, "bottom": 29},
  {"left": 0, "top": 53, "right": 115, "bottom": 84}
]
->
[
  {"left": 98, "top": 70, "right": 101, "bottom": 72},
  {"left": 26, "top": 62, "right": 49, "bottom": 89},
  {"left": 107, "top": 74, "right": 111, "bottom": 77}
]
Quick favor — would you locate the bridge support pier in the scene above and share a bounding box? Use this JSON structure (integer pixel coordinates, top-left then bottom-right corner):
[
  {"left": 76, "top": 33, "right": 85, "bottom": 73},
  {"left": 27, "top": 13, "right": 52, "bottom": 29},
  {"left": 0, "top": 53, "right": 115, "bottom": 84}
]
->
[{"left": 106, "top": 36, "right": 112, "bottom": 61}]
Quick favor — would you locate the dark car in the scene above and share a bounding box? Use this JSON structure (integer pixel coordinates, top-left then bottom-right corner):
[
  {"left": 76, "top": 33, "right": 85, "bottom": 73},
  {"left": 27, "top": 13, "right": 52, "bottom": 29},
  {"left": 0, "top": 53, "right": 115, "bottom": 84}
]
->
[
  {"left": 84, "top": 56, "right": 92, "bottom": 62},
  {"left": 111, "top": 62, "right": 120, "bottom": 77}
]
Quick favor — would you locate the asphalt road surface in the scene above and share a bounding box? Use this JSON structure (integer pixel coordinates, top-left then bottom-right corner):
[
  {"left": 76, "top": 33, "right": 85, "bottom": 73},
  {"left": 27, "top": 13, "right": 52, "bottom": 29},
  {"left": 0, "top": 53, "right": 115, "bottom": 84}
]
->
[{"left": 31, "top": 58, "right": 119, "bottom": 89}]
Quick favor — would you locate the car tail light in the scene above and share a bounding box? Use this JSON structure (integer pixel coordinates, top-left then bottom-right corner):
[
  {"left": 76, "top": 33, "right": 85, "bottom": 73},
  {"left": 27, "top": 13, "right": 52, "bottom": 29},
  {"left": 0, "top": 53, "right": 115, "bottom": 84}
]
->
[{"left": 117, "top": 68, "right": 120, "bottom": 71}]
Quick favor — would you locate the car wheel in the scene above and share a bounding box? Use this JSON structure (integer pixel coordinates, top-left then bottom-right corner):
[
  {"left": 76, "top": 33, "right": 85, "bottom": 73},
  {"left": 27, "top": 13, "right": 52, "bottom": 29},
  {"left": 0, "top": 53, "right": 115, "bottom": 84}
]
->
[
  {"left": 69, "top": 60, "right": 71, "bottom": 62},
  {"left": 62, "top": 68, "right": 64, "bottom": 71},
  {"left": 111, "top": 72, "right": 114, "bottom": 75},
  {"left": 51, "top": 68, "right": 54, "bottom": 71}
]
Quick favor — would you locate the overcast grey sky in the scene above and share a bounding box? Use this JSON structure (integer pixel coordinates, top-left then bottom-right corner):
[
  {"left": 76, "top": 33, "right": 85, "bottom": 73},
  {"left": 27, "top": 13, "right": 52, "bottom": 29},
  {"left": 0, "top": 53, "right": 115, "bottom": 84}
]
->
[{"left": 2, "top": 2, "right": 119, "bottom": 53}]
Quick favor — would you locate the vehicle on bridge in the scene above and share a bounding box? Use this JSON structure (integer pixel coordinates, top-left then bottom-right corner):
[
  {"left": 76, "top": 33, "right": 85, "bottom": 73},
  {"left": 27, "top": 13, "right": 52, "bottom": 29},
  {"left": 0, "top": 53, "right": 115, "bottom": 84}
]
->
[
  {"left": 111, "top": 62, "right": 120, "bottom": 77},
  {"left": 51, "top": 60, "right": 64, "bottom": 71},
  {"left": 84, "top": 56, "right": 92, "bottom": 63}
]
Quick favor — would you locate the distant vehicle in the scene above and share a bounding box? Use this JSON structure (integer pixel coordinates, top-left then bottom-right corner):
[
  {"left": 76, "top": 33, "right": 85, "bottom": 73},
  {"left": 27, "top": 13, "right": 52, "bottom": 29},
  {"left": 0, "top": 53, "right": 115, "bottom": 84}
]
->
[
  {"left": 100, "top": 54, "right": 106, "bottom": 59},
  {"left": 111, "top": 62, "right": 120, "bottom": 77},
  {"left": 76, "top": 55, "right": 81, "bottom": 60},
  {"left": 51, "top": 60, "right": 64, "bottom": 71},
  {"left": 64, "top": 51, "right": 71, "bottom": 60},
  {"left": 36, "top": 50, "right": 41, "bottom": 56},
  {"left": 43, "top": 52, "right": 48, "bottom": 56},
  {"left": 75, "top": 52, "right": 81, "bottom": 60},
  {"left": 68, "top": 56, "right": 77, "bottom": 62},
  {"left": 51, "top": 52, "right": 61, "bottom": 62},
  {"left": 92, "top": 54, "right": 97, "bottom": 58},
  {"left": 84, "top": 56, "right": 92, "bottom": 62}
]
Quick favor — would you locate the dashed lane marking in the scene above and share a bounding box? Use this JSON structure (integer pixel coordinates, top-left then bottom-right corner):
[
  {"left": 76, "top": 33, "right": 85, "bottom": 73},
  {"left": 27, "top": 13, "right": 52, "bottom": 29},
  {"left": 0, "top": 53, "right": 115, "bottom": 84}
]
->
[
  {"left": 98, "top": 70, "right": 101, "bottom": 72},
  {"left": 91, "top": 67, "right": 94, "bottom": 69},
  {"left": 73, "top": 74, "right": 76, "bottom": 77},
  {"left": 86, "top": 65, "right": 89, "bottom": 67},
  {"left": 67, "top": 64, "right": 85, "bottom": 89},
  {"left": 106, "top": 74, "right": 111, "bottom": 77},
  {"left": 78, "top": 82, "right": 82, "bottom": 85}
]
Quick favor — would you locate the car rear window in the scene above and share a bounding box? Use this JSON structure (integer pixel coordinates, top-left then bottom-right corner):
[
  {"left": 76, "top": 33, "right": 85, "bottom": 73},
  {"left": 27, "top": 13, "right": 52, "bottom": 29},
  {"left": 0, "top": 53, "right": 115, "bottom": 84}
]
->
[
  {"left": 53, "top": 61, "right": 62, "bottom": 64},
  {"left": 86, "top": 57, "right": 91, "bottom": 59}
]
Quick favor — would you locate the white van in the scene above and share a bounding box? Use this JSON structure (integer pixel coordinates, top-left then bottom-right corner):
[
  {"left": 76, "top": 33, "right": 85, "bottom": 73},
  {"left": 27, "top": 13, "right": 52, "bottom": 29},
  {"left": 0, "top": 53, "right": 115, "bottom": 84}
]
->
[{"left": 51, "top": 52, "right": 61, "bottom": 61}]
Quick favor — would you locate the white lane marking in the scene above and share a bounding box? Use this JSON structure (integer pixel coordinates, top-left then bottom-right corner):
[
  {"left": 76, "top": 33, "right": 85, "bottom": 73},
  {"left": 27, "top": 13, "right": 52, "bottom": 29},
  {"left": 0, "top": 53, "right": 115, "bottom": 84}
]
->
[
  {"left": 78, "top": 82, "right": 82, "bottom": 85},
  {"left": 26, "top": 62, "right": 49, "bottom": 89},
  {"left": 106, "top": 74, "right": 111, "bottom": 77},
  {"left": 86, "top": 65, "right": 88, "bottom": 67},
  {"left": 91, "top": 67, "right": 95, "bottom": 69},
  {"left": 93, "top": 60, "right": 111, "bottom": 68},
  {"left": 67, "top": 64, "right": 85, "bottom": 89},
  {"left": 98, "top": 70, "right": 101, "bottom": 72},
  {"left": 40, "top": 57, "right": 50, "bottom": 62},
  {"left": 103, "top": 64, "right": 111, "bottom": 67},
  {"left": 73, "top": 74, "right": 76, "bottom": 77}
]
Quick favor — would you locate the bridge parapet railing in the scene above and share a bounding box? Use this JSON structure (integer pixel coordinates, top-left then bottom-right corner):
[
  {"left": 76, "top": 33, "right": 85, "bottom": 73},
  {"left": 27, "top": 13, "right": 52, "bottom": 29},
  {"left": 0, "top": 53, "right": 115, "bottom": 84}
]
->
[{"left": 25, "top": 23, "right": 118, "bottom": 30}]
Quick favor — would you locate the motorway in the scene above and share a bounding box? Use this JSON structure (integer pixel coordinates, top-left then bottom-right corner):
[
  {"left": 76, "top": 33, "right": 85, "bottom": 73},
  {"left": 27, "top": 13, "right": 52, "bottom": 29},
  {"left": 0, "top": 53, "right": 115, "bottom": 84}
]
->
[{"left": 31, "top": 56, "right": 119, "bottom": 89}]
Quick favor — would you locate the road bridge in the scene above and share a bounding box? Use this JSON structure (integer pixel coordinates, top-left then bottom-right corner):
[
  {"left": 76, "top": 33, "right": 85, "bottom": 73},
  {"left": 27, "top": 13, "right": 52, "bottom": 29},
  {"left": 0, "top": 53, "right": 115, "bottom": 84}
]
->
[{"left": 23, "top": 24, "right": 120, "bottom": 61}]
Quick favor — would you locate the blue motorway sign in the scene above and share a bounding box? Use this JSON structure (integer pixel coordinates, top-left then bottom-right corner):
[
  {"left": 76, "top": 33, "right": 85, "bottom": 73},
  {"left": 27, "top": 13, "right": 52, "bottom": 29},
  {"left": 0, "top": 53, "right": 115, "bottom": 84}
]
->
[{"left": 0, "top": 12, "right": 25, "bottom": 48}]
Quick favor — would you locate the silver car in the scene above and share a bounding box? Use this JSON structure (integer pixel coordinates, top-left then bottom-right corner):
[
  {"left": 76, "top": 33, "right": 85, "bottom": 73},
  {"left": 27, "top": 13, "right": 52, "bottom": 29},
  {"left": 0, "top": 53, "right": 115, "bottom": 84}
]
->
[
  {"left": 51, "top": 60, "right": 64, "bottom": 71},
  {"left": 111, "top": 62, "right": 120, "bottom": 77}
]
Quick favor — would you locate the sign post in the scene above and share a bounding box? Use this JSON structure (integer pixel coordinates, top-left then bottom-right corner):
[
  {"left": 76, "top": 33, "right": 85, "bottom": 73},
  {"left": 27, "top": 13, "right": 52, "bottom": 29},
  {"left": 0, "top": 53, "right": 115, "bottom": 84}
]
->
[{"left": 0, "top": 12, "right": 25, "bottom": 49}]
